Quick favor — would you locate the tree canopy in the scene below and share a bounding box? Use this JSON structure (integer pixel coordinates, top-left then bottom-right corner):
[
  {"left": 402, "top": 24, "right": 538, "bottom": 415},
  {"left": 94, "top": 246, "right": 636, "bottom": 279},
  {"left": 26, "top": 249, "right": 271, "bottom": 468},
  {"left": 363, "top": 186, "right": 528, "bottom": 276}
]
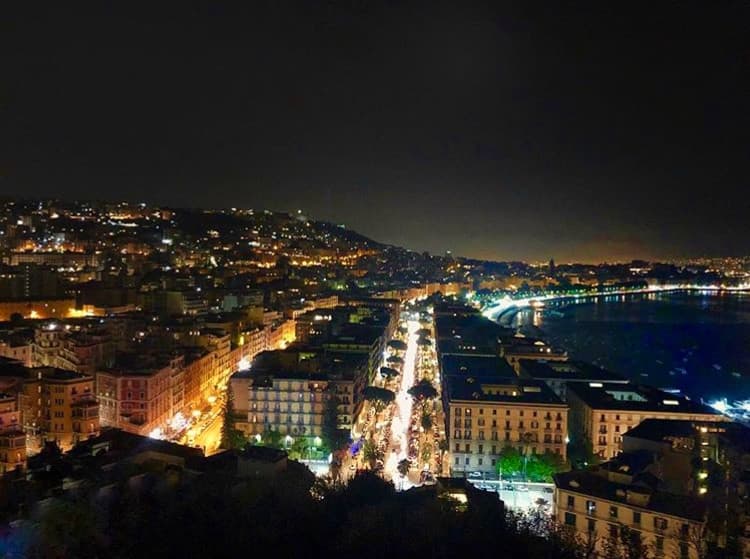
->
[
  {"left": 407, "top": 379, "right": 438, "bottom": 402},
  {"left": 362, "top": 440, "right": 384, "bottom": 469},
  {"left": 363, "top": 386, "right": 396, "bottom": 405},
  {"left": 496, "top": 446, "right": 524, "bottom": 478},
  {"left": 496, "top": 447, "right": 566, "bottom": 482},
  {"left": 220, "top": 384, "right": 246, "bottom": 450},
  {"left": 322, "top": 393, "right": 350, "bottom": 452},
  {"left": 387, "top": 339, "right": 408, "bottom": 352},
  {"left": 379, "top": 366, "right": 400, "bottom": 379},
  {"left": 17, "top": 467, "right": 647, "bottom": 559}
]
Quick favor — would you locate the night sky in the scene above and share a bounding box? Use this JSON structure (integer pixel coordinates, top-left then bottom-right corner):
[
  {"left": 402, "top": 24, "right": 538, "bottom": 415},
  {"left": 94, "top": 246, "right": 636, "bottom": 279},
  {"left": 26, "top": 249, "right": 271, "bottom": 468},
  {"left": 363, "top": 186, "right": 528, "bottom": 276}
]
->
[{"left": 3, "top": 3, "right": 748, "bottom": 262}]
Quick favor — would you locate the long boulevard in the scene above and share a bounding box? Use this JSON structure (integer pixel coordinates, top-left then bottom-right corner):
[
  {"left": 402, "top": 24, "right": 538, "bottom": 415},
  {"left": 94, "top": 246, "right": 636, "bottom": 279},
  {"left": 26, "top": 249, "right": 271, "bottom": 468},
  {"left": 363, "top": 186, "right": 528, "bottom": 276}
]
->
[
  {"left": 384, "top": 318, "right": 418, "bottom": 484},
  {"left": 481, "top": 283, "right": 750, "bottom": 321}
]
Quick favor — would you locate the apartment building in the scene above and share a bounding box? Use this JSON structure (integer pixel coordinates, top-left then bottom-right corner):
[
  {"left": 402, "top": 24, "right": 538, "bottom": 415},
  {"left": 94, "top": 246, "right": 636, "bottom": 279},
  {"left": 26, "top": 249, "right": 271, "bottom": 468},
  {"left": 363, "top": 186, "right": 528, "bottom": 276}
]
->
[
  {"left": 434, "top": 308, "right": 511, "bottom": 360},
  {"left": 56, "top": 330, "right": 115, "bottom": 375},
  {"left": 234, "top": 370, "right": 330, "bottom": 438},
  {"left": 30, "top": 321, "right": 115, "bottom": 375},
  {"left": 96, "top": 353, "right": 184, "bottom": 437},
  {"left": 320, "top": 321, "right": 388, "bottom": 384},
  {"left": 267, "top": 318, "right": 296, "bottom": 350},
  {"left": 444, "top": 375, "right": 568, "bottom": 475},
  {"left": 41, "top": 368, "right": 99, "bottom": 449},
  {"left": 231, "top": 347, "right": 367, "bottom": 439},
  {"left": 0, "top": 337, "right": 33, "bottom": 367},
  {"left": 554, "top": 464, "right": 706, "bottom": 559},
  {"left": 498, "top": 336, "right": 568, "bottom": 374},
  {"left": 567, "top": 382, "right": 725, "bottom": 460},
  {"left": 622, "top": 419, "right": 750, "bottom": 554},
  {"left": 0, "top": 391, "right": 25, "bottom": 472},
  {"left": 0, "top": 359, "right": 99, "bottom": 452}
]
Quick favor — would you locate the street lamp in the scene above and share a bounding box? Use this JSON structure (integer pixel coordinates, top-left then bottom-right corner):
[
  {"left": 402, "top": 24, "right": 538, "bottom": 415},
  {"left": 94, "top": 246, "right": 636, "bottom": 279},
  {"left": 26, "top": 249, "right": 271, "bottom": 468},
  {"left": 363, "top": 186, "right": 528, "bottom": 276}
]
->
[
  {"left": 284, "top": 435, "right": 293, "bottom": 448},
  {"left": 254, "top": 433, "right": 262, "bottom": 444},
  {"left": 310, "top": 435, "right": 322, "bottom": 460}
]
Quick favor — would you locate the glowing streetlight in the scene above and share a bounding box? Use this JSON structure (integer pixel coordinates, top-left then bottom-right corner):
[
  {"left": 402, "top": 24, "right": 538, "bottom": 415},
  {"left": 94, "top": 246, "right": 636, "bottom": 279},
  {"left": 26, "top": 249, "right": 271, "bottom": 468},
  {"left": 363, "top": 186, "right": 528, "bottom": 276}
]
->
[
  {"left": 254, "top": 433, "right": 262, "bottom": 444},
  {"left": 284, "top": 435, "right": 293, "bottom": 447},
  {"left": 314, "top": 436, "right": 322, "bottom": 447}
]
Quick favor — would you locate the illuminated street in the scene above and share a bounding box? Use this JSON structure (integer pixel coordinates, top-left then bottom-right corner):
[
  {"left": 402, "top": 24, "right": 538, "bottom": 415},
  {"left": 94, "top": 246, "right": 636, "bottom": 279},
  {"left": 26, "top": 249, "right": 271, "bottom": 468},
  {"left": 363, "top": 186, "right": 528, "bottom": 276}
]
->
[
  {"left": 384, "top": 317, "right": 418, "bottom": 485},
  {"left": 191, "top": 408, "right": 224, "bottom": 455}
]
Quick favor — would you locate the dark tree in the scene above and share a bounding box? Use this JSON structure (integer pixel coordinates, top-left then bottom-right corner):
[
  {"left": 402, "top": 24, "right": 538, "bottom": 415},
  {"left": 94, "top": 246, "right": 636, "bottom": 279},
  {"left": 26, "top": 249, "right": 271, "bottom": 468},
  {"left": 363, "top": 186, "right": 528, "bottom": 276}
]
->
[
  {"left": 220, "top": 384, "right": 246, "bottom": 450},
  {"left": 322, "top": 392, "right": 350, "bottom": 452},
  {"left": 379, "top": 366, "right": 400, "bottom": 379},
  {"left": 362, "top": 386, "right": 396, "bottom": 412},
  {"left": 407, "top": 379, "right": 438, "bottom": 403},
  {"left": 387, "top": 339, "right": 407, "bottom": 352}
]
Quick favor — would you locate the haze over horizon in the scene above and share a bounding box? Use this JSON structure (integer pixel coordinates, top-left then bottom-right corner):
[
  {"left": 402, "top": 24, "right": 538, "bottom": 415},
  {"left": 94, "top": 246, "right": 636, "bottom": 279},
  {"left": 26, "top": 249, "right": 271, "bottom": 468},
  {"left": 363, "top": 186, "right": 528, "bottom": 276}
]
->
[{"left": 3, "top": 4, "right": 748, "bottom": 262}]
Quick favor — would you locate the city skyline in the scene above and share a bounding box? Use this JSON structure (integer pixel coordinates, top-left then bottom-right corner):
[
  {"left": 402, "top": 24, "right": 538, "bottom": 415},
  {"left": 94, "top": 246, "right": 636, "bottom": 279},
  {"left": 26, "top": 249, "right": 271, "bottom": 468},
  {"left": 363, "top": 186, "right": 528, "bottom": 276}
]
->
[
  {"left": 0, "top": 193, "right": 747, "bottom": 558},
  {"left": 3, "top": 4, "right": 748, "bottom": 262},
  {"left": 1, "top": 4, "right": 748, "bottom": 556}
]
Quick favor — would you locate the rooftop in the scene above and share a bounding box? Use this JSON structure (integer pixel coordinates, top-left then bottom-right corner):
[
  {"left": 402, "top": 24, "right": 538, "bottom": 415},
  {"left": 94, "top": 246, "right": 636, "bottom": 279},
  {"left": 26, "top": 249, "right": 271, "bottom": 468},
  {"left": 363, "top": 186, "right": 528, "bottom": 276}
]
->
[
  {"left": 434, "top": 314, "right": 511, "bottom": 345},
  {"left": 567, "top": 382, "right": 719, "bottom": 415},
  {"left": 498, "top": 335, "right": 566, "bottom": 356},
  {"left": 625, "top": 418, "right": 750, "bottom": 452},
  {"left": 39, "top": 367, "right": 93, "bottom": 382},
  {"left": 445, "top": 376, "right": 565, "bottom": 406},
  {"left": 441, "top": 354, "right": 516, "bottom": 380},
  {"left": 554, "top": 469, "right": 706, "bottom": 522},
  {"left": 103, "top": 351, "right": 179, "bottom": 375},
  {"left": 518, "top": 359, "right": 627, "bottom": 383},
  {"left": 70, "top": 428, "right": 204, "bottom": 462},
  {"left": 0, "top": 356, "right": 31, "bottom": 378}
]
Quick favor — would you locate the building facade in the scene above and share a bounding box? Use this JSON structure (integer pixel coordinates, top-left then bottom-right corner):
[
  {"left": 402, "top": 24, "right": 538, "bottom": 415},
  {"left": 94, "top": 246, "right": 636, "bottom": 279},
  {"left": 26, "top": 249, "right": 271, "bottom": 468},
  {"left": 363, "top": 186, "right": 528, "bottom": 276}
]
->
[
  {"left": 555, "top": 468, "right": 706, "bottom": 559},
  {"left": 445, "top": 378, "right": 568, "bottom": 475},
  {"left": 567, "top": 382, "right": 726, "bottom": 460},
  {"left": 41, "top": 368, "right": 99, "bottom": 450}
]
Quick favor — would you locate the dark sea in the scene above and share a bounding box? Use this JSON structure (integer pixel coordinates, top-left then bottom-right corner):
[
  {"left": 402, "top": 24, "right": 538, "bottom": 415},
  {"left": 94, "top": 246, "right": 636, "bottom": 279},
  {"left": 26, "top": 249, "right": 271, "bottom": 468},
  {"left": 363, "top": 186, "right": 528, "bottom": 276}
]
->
[{"left": 511, "top": 291, "right": 750, "bottom": 404}]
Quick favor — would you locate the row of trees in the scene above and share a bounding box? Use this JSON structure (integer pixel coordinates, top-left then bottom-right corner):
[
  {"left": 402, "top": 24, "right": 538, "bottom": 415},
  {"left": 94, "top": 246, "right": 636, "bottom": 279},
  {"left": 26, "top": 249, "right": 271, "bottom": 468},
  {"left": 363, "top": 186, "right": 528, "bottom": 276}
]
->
[
  {"left": 20, "top": 467, "right": 641, "bottom": 559},
  {"left": 496, "top": 446, "right": 567, "bottom": 483}
]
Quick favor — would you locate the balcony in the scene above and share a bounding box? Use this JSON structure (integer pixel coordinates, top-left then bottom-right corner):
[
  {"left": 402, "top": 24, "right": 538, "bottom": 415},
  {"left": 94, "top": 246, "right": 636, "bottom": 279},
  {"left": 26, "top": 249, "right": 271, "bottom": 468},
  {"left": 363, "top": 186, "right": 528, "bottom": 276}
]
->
[
  {"left": 72, "top": 401, "right": 99, "bottom": 419},
  {"left": 0, "top": 431, "right": 25, "bottom": 448}
]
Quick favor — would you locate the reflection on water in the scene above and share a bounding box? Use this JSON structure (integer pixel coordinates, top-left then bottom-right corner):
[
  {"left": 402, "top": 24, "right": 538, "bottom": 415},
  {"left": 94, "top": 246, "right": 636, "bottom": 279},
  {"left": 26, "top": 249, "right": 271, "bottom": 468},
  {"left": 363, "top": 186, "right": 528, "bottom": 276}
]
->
[{"left": 512, "top": 291, "right": 750, "bottom": 402}]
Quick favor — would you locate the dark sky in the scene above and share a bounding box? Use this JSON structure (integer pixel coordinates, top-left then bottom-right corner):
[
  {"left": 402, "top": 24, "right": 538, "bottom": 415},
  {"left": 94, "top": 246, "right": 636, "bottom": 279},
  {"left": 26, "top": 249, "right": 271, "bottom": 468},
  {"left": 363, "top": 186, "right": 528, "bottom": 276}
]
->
[{"left": 3, "top": 3, "right": 749, "bottom": 262}]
